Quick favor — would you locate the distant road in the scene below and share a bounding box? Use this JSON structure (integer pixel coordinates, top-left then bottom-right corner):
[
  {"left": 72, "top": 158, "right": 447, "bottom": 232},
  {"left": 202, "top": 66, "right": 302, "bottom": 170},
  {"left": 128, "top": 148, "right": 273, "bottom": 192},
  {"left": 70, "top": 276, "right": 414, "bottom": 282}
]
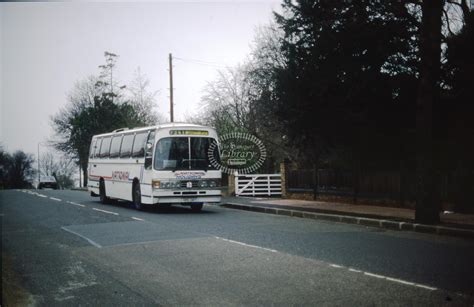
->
[{"left": 1, "top": 189, "right": 474, "bottom": 305}]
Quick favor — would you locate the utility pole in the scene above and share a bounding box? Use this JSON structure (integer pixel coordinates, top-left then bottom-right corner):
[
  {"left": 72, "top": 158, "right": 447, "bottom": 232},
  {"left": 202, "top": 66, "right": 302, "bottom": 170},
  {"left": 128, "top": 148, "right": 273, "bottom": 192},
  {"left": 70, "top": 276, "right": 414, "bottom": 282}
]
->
[
  {"left": 169, "top": 53, "right": 174, "bottom": 122},
  {"left": 37, "top": 142, "right": 45, "bottom": 189},
  {"left": 37, "top": 143, "right": 40, "bottom": 189}
]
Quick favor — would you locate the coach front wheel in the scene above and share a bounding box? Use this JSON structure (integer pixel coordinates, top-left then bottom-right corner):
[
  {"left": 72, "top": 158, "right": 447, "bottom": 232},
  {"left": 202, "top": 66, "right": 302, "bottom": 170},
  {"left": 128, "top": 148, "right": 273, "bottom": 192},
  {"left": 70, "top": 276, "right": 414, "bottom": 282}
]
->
[{"left": 191, "top": 203, "right": 203, "bottom": 212}]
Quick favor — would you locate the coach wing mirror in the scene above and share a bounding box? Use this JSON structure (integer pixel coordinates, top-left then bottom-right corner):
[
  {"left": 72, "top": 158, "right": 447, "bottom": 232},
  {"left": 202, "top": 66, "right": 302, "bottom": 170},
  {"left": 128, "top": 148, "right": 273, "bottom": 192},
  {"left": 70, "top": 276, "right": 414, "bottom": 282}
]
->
[{"left": 144, "top": 142, "right": 153, "bottom": 169}]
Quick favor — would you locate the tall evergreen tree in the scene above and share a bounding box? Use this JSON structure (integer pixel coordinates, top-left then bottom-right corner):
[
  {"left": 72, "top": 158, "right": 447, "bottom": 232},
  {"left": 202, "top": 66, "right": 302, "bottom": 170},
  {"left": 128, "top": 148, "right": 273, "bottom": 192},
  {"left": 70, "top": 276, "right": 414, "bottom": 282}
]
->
[{"left": 273, "top": 0, "right": 419, "bottom": 168}]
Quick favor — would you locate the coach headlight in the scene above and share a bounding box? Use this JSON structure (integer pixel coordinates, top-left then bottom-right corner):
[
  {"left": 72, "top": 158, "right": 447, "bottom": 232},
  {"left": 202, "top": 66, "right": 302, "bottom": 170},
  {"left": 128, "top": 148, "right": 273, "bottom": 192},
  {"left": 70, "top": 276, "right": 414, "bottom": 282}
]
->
[
  {"left": 152, "top": 180, "right": 161, "bottom": 189},
  {"left": 209, "top": 180, "right": 216, "bottom": 188},
  {"left": 199, "top": 180, "right": 208, "bottom": 188}
]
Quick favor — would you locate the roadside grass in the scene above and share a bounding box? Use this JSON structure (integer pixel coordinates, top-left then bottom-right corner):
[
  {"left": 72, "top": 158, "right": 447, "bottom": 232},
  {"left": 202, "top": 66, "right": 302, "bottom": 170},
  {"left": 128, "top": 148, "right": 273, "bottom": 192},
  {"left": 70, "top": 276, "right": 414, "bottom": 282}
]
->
[{"left": 2, "top": 253, "right": 35, "bottom": 306}]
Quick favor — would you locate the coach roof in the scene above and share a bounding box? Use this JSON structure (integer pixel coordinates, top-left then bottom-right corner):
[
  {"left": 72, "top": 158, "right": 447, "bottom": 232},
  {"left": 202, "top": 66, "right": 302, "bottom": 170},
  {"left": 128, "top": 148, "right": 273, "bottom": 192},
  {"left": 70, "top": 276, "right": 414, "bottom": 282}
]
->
[{"left": 92, "top": 123, "right": 214, "bottom": 138}]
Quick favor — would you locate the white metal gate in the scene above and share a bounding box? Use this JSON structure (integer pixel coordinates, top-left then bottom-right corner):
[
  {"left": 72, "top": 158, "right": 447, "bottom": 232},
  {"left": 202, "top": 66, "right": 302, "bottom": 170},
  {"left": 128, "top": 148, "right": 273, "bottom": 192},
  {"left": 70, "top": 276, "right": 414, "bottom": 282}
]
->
[{"left": 235, "top": 173, "right": 282, "bottom": 197}]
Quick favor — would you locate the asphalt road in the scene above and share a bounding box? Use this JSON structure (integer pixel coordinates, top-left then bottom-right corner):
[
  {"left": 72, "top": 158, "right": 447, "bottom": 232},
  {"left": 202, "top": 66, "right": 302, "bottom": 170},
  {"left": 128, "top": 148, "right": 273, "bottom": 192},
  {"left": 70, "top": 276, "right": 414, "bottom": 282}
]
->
[{"left": 1, "top": 189, "right": 474, "bottom": 306}]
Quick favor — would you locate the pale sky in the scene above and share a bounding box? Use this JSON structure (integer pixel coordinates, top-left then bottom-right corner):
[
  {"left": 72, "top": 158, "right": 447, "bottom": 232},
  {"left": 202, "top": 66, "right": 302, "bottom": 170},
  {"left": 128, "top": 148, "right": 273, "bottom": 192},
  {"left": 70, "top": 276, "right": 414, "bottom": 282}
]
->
[{"left": 0, "top": 1, "right": 280, "bottom": 156}]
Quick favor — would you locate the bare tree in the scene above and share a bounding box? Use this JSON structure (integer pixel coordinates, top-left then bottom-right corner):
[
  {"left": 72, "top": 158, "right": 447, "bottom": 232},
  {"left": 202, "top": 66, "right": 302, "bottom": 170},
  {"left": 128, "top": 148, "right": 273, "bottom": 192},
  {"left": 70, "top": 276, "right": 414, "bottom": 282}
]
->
[
  {"left": 199, "top": 65, "right": 256, "bottom": 134},
  {"left": 39, "top": 152, "right": 58, "bottom": 177},
  {"left": 51, "top": 76, "right": 99, "bottom": 186},
  {"left": 128, "top": 67, "right": 165, "bottom": 125},
  {"left": 195, "top": 23, "right": 290, "bottom": 172},
  {"left": 39, "top": 151, "right": 76, "bottom": 189}
]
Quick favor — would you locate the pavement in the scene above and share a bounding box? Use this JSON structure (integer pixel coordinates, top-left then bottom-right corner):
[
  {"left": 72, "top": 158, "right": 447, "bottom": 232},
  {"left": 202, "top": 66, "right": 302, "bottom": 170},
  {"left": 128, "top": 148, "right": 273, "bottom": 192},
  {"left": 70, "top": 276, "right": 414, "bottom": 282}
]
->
[{"left": 222, "top": 196, "right": 474, "bottom": 239}]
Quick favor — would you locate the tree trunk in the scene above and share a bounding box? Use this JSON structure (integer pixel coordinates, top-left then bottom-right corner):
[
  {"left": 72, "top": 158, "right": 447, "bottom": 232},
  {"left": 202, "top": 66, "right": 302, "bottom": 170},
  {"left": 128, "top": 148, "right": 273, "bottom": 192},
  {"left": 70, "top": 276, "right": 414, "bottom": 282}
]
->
[
  {"left": 312, "top": 163, "right": 319, "bottom": 200},
  {"left": 353, "top": 156, "right": 360, "bottom": 204},
  {"left": 415, "top": 0, "right": 444, "bottom": 224},
  {"left": 81, "top": 159, "right": 88, "bottom": 188},
  {"left": 399, "top": 159, "right": 405, "bottom": 208},
  {"left": 82, "top": 167, "right": 88, "bottom": 188}
]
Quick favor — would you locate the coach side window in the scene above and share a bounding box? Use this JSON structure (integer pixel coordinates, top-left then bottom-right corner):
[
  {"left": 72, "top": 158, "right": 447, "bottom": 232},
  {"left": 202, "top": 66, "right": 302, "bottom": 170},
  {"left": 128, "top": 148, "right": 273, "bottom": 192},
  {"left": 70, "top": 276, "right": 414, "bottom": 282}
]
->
[
  {"left": 132, "top": 132, "right": 147, "bottom": 158},
  {"left": 109, "top": 135, "right": 122, "bottom": 158},
  {"left": 120, "top": 134, "right": 134, "bottom": 158},
  {"left": 89, "top": 139, "right": 97, "bottom": 158},
  {"left": 100, "top": 137, "right": 112, "bottom": 158},
  {"left": 94, "top": 138, "right": 102, "bottom": 158}
]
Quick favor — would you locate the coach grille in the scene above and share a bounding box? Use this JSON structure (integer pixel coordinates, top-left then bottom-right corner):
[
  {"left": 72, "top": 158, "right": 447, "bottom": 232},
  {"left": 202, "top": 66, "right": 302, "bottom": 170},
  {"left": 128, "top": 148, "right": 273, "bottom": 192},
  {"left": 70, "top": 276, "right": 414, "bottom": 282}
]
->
[{"left": 179, "top": 180, "right": 199, "bottom": 188}]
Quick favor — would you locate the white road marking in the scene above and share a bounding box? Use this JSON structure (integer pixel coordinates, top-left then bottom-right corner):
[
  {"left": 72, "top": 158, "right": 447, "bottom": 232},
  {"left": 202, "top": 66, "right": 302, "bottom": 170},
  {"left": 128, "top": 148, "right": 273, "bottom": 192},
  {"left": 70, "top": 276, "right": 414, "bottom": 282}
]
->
[
  {"left": 214, "top": 236, "right": 278, "bottom": 253},
  {"left": 385, "top": 277, "right": 415, "bottom": 286},
  {"left": 212, "top": 236, "right": 437, "bottom": 291},
  {"left": 413, "top": 283, "right": 438, "bottom": 291},
  {"left": 37, "top": 194, "right": 47, "bottom": 198},
  {"left": 348, "top": 268, "right": 362, "bottom": 273},
  {"left": 92, "top": 208, "right": 119, "bottom": 216},
  {"left": 61, "top": 227, "right": 102, "bottom": 248},
  {"left": 353, "top": 271, "right": 437, "bottom": 291},
  {"left": 50, "top": 197, "right": 62, "bottom": 202},
  {"left": 131, "top": 217, "right": 144, "bottom": 221},
  {"left": 364, "top": 272, "right": 386, "bottom": 279},
  {"left": 66, "top": 201, "right": 85, "bottom": 208},
  {"left": 55, "top": 295, "right": 75, "bottom": 302}
]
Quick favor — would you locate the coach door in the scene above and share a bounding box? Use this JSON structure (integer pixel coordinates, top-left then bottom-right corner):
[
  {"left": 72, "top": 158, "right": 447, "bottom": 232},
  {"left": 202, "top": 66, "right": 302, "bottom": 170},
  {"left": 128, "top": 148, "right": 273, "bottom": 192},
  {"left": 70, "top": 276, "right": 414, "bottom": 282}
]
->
[{"left": 141, "top": 130, "right": 156, "bottom": 201}]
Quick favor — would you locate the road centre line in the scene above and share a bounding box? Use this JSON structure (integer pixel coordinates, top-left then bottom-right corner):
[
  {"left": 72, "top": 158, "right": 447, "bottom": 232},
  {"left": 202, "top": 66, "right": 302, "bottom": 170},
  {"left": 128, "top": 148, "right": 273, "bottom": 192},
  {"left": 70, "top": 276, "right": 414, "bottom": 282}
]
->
[
  {"left": 66, "top": 201, "right": 85, "bottom": 207},
  {"left": 214, "top": 236, "right": 278, "bottom": 253},
  {"left": 49, "top": 197, "right": 62, "bottom": 202},
  {"left": 131, "top": 217, "right": 144, "bottom": 221},
  {"left": 37, "top": 194, "right": 47, "bottom": 198},
  {"left": 92, "top": 208, "right": 119, "bottom": 216}
]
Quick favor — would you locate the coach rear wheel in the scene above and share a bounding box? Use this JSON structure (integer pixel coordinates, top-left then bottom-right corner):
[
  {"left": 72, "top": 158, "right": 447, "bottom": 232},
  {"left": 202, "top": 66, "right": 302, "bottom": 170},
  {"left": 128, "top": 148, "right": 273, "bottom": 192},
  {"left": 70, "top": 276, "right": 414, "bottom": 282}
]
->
[
  {"left": 132, "top": 183, "right": 144, "bottom": 211},
  {"left": 99, "top": 180, "right": 111, "bottom": 204}
]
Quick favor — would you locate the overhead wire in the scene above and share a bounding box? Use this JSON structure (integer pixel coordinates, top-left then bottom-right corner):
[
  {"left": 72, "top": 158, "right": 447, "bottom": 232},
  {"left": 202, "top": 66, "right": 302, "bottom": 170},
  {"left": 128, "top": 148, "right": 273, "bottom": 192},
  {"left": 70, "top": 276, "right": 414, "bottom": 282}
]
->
[{"left": 173, "top": 56, "right": 231, "bottom": 69}]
